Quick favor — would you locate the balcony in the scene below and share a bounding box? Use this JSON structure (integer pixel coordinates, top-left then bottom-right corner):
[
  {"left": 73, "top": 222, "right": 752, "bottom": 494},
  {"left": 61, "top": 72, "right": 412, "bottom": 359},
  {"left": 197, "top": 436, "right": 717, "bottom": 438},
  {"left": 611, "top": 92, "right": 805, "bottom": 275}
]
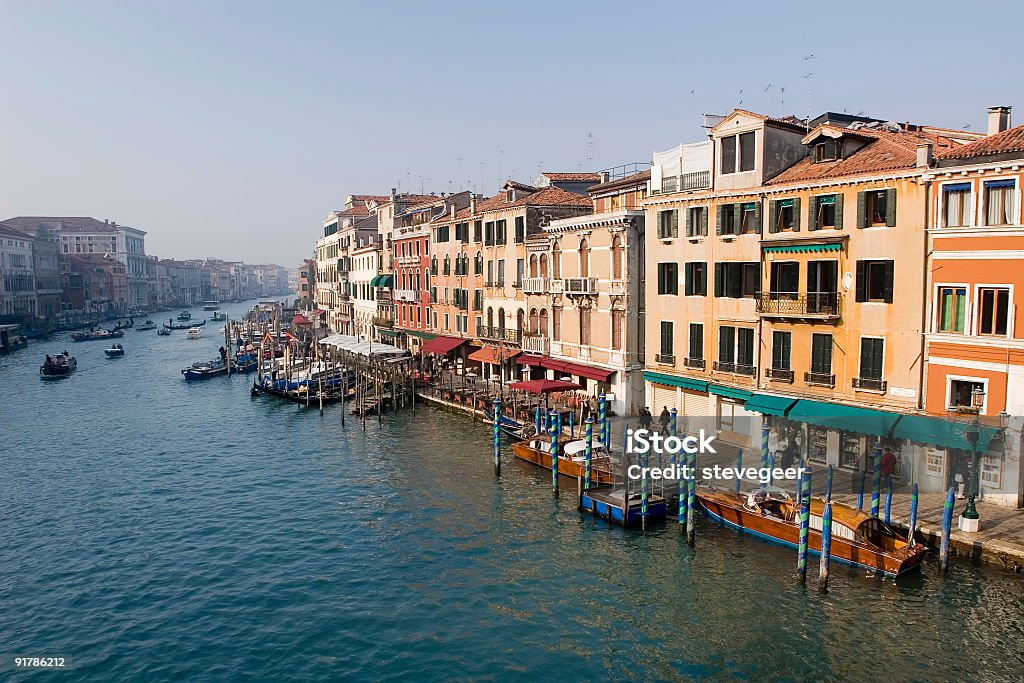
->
[
  {"left": 394, "top": 289, "right": 419, "bottom": 303},
  {"left": 479, "top": 326, "right": 522, "bottom": 345},
  {"left": 713, "top": 361, "right": 755, "bottom": 376},
  {"left": 522, "top": 333, "right": 549, "bottom": 355},
  {"left": 522, "top": 277, "right": 548, "bottom": 294},
  {"left": 396, "top": 255, "right": 420, "bottom": 267},
  {"left": 853, "top": 377, "right": 887, "bottom": 392},
  {"left": 756, "top": 292, "right": 841, "bottom": 319},
  {"left": 371, "top": 316, "right": 393, "bottom": 328},
  {"left": 683, "top": 357, "right": 706, "bottom": 370},
  {"left": 804, "top": 372, "right": 835, "bottom": 387},
  {"left": 681, "top": 170, "right": 711, "bottom": 191},
  {"left": 549, "top": 279, "right": 564, "bottom": 294},
  {"left": 655, "top": 353, "right": 675, "bottom": 365},
  {"left": 765, "top": 367, "right": 794, "bottom": 382},
  {"left": 563, "top": 277, "right": 598, "bottom": 295}
]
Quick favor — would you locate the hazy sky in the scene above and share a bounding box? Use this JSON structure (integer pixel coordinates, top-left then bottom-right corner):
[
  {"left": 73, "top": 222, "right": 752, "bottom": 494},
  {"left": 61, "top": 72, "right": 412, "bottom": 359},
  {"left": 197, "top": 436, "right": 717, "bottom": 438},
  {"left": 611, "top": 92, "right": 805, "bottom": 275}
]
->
[{"left": 1, "top": 1, "right": 1021, "bottom": 266}]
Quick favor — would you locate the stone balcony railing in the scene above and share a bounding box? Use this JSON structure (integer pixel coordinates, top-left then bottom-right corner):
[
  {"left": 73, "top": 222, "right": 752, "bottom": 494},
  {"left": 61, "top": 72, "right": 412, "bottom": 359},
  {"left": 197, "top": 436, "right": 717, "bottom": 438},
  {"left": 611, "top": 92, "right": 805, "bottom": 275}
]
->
[
  {"left": 522, "top": 333, "right": 549, "bottom": 355},
  {"left": 394, "top": 289, "right": 419, "bottom": 303},
  {"left": 563, "top": 277, "right": 598, "bottom": 295},
  {"left": 522, "top": 277, "right": 548, "bottom": 295}
]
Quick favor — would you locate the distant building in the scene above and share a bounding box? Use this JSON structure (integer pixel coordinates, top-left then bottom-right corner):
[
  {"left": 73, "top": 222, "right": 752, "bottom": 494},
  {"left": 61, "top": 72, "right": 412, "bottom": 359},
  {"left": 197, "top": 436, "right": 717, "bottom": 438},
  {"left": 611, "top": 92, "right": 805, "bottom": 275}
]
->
[{"left": 0, "top": 222, "right": 37, "bottom": 320}]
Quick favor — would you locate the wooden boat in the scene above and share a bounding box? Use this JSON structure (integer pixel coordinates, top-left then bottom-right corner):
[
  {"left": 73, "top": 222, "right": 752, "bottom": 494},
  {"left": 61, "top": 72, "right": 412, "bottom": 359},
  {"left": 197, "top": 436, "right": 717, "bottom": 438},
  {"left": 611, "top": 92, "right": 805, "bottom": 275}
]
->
[
  {"left": 177, "top": 311, "right": 192, "bottom": 321},
  {"left": 698, "top": 485, "right": 928, "bottom": 577},
  {"left": 511, "top": 437, "right": 617, "bottom": 485},
  {"left": 104, "top": 344, "right": 125, "bottom": 357},
  {"left": 113, "top": 318, "right": 134, "bottom": 330},
  {"left": 136, "top": 320, "right": 157, "bottom": 331},
  {"left": 71, "top": 328, "right": 124, "bottom": 342},
  {"left": 163, "top": 318, "right": 206, "bottom": 330},
  {"left": 156, "top": 327, "right": 172, "bottom": 336},
  {"left": 182, "top": 359, "right": 227, "bottom": 380},
  {"left": 40, "top": 353, "right": 76, "bottom": 378}
]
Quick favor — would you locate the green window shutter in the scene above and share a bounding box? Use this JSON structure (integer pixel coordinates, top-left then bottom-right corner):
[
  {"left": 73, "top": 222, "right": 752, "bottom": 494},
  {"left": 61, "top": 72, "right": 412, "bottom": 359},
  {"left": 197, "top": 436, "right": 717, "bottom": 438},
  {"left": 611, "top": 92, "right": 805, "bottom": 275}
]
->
[
  {"left": 732, "top": 203, "right": 741, "bottom": 235},
  {"left": 700, "top": 263, "right": 708, "bottom": 296},
  {"left": 834, "top": 193, "right": 844, "bottom": 230},
  {"left": 808, "top": 196, "right": 819, "bottom": 231},
  {"left": 883, "top": 261, "right": 894, "bottom": 303},
  {"left": 768, "top": 200, "right": 778, "bottom": 233},
  {"left": 754, "top": 201, "right": 762, "bottom": 234},
  {"left": 716, "top": 206, "right": 724, "bottom": 235},
  {"left": 684, "top": 264, "right": 693, "bottom": 295},
  {"left": 684, "top": 208, "right": 692, "bottom": 237},
  {"left": 792, "top": 197, "right": 801, "bottom": 232},
  {"left": 657, "top": 263, "right": 666, "bottom": 294},
  {"left": 702, "top": 207, "right": 709, "bottom": 235},
  {"left": 714, "top": 263, "right": 722, "bottom": 297},
  {"left": 857, "top": 191, "right": 867, "bottom": 228},
  {"left": 671, "top": 210, "right": 679, "bottom": 237},
  {"left": 855, "top": 261, "right": 866, "bottom": 302},
  {"left": 886, "top": 188, "right": 897, "bottom": 227}
]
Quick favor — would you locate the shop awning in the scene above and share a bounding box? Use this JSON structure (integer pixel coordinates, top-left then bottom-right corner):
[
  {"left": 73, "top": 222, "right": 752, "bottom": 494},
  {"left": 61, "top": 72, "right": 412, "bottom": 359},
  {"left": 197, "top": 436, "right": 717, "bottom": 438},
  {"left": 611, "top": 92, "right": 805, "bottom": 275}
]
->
[
  {"left": 892, "top": 414, "right": 997, "bottom": 453},
  {"left": 516, "top": 354, "right": 545, "bottom": 367},
  {"left": 643, "top": 371, "right": 708, "bottom": 393},
  {"left": 468, "top": 346, "right": 521, "bottom": 365},
  {"left": 403, "top": 329, "right": 436, "bottom": 341},
  {"left": 421, "top": 335, "right": 466, "bottom": 355},
  {"left": 541, "top": 358, "right": 613, "bottom": 383},
  {"left": 369, "top": 275, "right": 383, "bottom": 287},
  {"left": 786, "top": 399, "right": 900, "bottom": 438},
  {"left": 709, "top": 384, "right": 753, "bottom": 401},
  {"left": 378, "top": 329, "right": 403, "bottom": 339},
  {"left": 508, "top": 379, "right": 581, "bottom": 394},
  {"left": 744, "top": 393, "right": 799, "bottom": 416},
  {"left": 763, "top": 243, "right": 842, "bottom": 254},
  {"left": 370, "top": 274, "right": 394, "bottom": 287}
]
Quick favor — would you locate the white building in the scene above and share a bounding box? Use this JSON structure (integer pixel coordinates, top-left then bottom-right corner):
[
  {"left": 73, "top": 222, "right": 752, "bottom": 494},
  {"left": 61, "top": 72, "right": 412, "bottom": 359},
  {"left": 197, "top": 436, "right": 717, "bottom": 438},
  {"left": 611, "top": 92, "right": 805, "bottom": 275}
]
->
[{"left": 0, "top": 222, "right": 37, "bottom": 318}]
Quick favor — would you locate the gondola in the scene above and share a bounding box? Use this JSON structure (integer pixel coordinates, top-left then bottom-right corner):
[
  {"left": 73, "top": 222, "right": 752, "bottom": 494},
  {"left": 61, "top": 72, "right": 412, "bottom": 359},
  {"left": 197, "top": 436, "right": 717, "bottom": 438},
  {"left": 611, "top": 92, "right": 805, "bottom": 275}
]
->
[
  {"left": 136, "top": 320, "right": 157, "bottom": 331},
  {"left": 40, "top": 353, "right": 76, "bottom": 378},
  {"left": 104, "top": 344, "right": 125, "bottom": 357},
  {"left": 163, "top": 318, "right": 207, "bottom": 330},
  {"left": 71, "top": 328, "right": 124, "bottom": 342}
]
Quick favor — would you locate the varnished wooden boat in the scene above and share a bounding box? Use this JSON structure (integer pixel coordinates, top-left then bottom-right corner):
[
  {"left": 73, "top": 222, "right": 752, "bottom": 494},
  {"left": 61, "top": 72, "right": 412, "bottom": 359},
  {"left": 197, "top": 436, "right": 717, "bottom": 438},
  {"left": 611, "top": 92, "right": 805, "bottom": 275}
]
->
[
  {"left": 511, "top": 437, "right": 617, "bottom": 485},
  {"left": 698, "top": 486, "right": 927, "bottom": 576}
]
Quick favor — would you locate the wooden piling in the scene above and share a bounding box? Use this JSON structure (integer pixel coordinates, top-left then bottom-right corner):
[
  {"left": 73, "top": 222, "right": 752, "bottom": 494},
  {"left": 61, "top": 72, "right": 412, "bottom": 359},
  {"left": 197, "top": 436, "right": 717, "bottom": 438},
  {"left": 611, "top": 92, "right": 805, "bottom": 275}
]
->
[
  {"left": 884, "top": 482, "right": 892, "bottom": 525},
  {"left": 797, "top": 468, "right": 811, "bottom": 582},
  {"left": 549, "top": 410, "right": 559, "bottom": 496},
  {"left": 735, "top": 448, "right": 743, "bottom": 493},
  {"left": 760, "top": 420, "right": 770, "bottom": 489},
  {"left": 493, "top": 396, "right": 501, "bottom": 477},
  {"left": 908, "top": 482, "right": 919, "bottom": 546},
  {"left": 584, "top": 416, "right": 593, "bottom": 491},
  {"left": 819, "top": 465, "right": 834, "bottom": 592},
  {"left": 640, "top": 448, "right": 649, "bottom": 532},
  {"left": 857, "top": 467, "right": 866, "bottom": 511},
  {"left": 686, "top": 449, "right": 696, "bottom": 546},
  {"left": 940, "top": 486, "right": 955, "bottom": 572}
]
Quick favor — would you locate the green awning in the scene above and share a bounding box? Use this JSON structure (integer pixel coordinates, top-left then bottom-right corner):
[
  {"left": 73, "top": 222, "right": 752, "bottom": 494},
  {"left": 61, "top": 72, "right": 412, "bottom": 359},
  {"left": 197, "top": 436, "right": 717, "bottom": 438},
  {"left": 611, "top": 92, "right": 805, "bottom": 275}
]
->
[
  {"left": 763, "top": 243, "right": 842, "bottom": 254},
  {"left": 404, "top": 329, "right": 436, "bottom": 341},
  {"left": 369, "top": 275, "right": 382, "bottom": 286},
  {"left": 787, "top": 399, "right": 899, "bottom": 438},
  {"left": 378, "top": 329, "right": 402, "bottom": 339},
  {"left": 643, "top": 371, "right": 708, "bottom": 393},
  {"left": 893, "top": 414, "right": 997, "bottom": 453},
  {"left": 709, "top": 384, "right": 753, "bottom": 401},
  {"left": 379, "top": 274, "right": 393, "bottom": 287},
  {"left": 744, "top": 393, "right": 798, "bottom": 416}
]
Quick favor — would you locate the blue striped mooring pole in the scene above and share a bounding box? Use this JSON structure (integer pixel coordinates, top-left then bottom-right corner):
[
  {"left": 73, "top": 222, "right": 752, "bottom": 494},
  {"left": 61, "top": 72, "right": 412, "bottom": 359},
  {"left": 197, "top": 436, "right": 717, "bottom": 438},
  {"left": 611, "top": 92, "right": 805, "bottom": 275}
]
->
[
  {"left": 857, "top": 467, "right": 866, "bottom": 511},
  {"left": 535, "top": 406, "right": 543, "bottom": 436},
  {"left": 569, "top": 410, "right": 575, "bottom": 438},
  {"left": 584, "top": 417, "right": 593, "bottom": 491},
  {"left": 493, "top": 397, "right": 501, "bottom": 476},
  {"left": 686, "top": 449, "right": 697, "bottom": 545},
  {"left": 599, "top": 394, "right": 608, "bottom": 447},
  {"left": 819, "top": 465, "right": 834, "bottom": 592},
  {"left": 940, "top": 486, "right": 955, "bottom": 571},
  {"left": 797, "top": 468, "right": 811, "bottom": 582},
  {"left": 908, "top": 483, "right": 919, "bottom": 547},
  {"left": 669, "top": 407, "right": 677, "bottom": 436},
  {"left": 641, "top": 449, "right": 649, "bottom": 531},
  {"left": 550, "top": 410, "right": 559, "bottom": 495},
  {"left": 735, "top": 449, "right": 743, "bottom": 493},
  {"left": 871, "top": 439, "right": 882, "bottom": 518},
  {"left": 884, "top": 482, "right": 893, "bottom": 525},
  {"left": 760, "top": 420, "right": 770, "bottom": 489}
]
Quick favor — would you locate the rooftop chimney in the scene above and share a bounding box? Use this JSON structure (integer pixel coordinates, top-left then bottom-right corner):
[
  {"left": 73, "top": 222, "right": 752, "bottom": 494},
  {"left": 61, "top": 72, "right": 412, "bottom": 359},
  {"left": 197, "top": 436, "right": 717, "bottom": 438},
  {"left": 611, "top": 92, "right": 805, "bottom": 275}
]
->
[
  {"left": 916, "top": 142, "right": 933, "bottom": 168},
  {"left": 988, "top": 106, "right": 1012, "bottom": 135},
  {"left": 390, "top": 187, "right": 397, "bottom": 201},
  {"left": 598, "top": 171, "right": 610, "bottom": 184},
  {"left": 470, "top": 195, "right": 477, "bottom": 215},
  {"left": 450, "top": 203, "right": 456, "bottom": 219}
]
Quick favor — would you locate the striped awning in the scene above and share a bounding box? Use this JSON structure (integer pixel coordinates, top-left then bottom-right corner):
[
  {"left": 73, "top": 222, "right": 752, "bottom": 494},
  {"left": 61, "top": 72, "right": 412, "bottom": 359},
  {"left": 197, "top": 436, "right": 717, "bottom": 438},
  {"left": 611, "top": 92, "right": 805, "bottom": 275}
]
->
[{"left": 763, "top": 243, "right": 842, "bottom": 254}]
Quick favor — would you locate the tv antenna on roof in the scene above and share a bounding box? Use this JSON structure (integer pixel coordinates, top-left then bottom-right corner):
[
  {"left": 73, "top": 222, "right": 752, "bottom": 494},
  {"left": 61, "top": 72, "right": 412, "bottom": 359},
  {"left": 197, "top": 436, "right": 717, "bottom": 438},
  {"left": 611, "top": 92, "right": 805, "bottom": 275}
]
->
[{"left": 803, "top": 54, "right": 815, "bottom": 128}]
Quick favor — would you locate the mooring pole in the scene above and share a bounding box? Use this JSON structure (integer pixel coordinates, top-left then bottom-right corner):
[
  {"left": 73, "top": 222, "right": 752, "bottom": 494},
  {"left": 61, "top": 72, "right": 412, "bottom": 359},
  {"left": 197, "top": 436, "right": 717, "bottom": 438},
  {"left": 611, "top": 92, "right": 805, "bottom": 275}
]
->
[
  {"left": 550, "top": 410, "right": 559, "bottom": 496},
  {"left": 871, "top": 438, "right": 883, "bottom": 518},
  {"left": 641, "top": 449, "right": 649, "bottom": 531},
  {"left": 569, "top": 410, "right": 575, "bottom": 438},
  {"left": 797, "top": 468, "right": 811, "bottom": 583},
  {"left": 735, "top": 448, "right": 743, "bottom": 494},
  {"left": 584, "top": 416, "right": 593, "bottom": 491},
  {"left": 535, "top": 406, "right": 543, "bottom": 436},
  {"left": 819, "top": 465, "right": 834, "bottom": 592},
  {"left": 857, "top": 467, "right": 866, "bottom": 511},
  {"left": 940, "top": 486, "right": 955, "bottom": 572},
  {"left": 908, "top": 482, "right": 919, "bottom": 547},
  {"left": 760, "top": 419, "right": 770, "bottom": 490},
  {"left": 669, "top": 406, "right": 677, "bottom": 437},
  {"left": 599, "top": 393, "right": 607, "bottom": 447},
  {"left": 493, "top": 396, "right": 501, "bottom": 477},
  {"left": 686, "top": 449, "right": 696, "bottom": 546},
  {"left": 884, "top": 482, "right": 893, "bottom": 525}
]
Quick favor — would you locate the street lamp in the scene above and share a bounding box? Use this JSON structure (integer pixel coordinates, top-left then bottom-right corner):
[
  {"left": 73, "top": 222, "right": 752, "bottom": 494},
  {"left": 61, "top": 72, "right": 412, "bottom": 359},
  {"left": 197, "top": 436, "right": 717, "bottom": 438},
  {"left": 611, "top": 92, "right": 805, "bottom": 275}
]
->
[{"left": 961, "top": 386, "right": 986, "bottom": 525}]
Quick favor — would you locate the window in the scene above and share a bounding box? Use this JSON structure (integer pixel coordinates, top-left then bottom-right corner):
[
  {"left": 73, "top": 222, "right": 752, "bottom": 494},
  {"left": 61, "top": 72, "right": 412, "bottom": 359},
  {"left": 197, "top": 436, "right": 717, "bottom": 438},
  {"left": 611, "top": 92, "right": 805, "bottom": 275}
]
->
[
  {"left": 657, "top": 262, "right": 679, "bottom": 295},
  {"left": 514, "top": 217, "right": 525, "bottom": 243},
  {"left": 684, "top": 262, "right": 706, "bottom": 296},
  {"left": 942, "top": 184, "right": 971, "bottom": 227},
  {"left": 720, "top": 132, "right": 755, "bottom": 174},
  {"left": 813, "top": 139, "right": 838, "bottom": 162},
  {"left": 810, "top": 333, "right": 833, "bottom": 375},
  {"left": 810, "top": 194, "right": 842, "bottom": 230},
  {"left": 716, "top": 262, "right": 759, "bottom": 298},
  {"left": 739, "top": 132, "right": 755, "bottom": 171},
  {"left": 984, "top": 179, "right": 1016, "bottom": 225},
  {"left": 551, "top": 243, "right": 561, "bottom": 278},
  {"left": 737, "top": 328, "right": 754, "bottom": 367},
  {"left": 516, "top": 259, "right": 524, "bottom": 288},
  {"left": 768, "top": 261, "right": 799, "bottom": 299},
  {"left": 443, "top": 255, "right": 451, "bottom": 275},
  {"left": 771, "top": 198, "right": 800, "bottom": 232},
  {"left": 611, "top": 309, "right": 623, "bottom": 350},
  {"left": 978, "top": 287, "right": 1010, "bottom": 336},
  {"left": 855, "top": 260, "right": 894, "bottom": 303},
  {"left": 580, "top": 308, "right": 591, "bottom": 345},
  {"left": 949, "top": 378, "right": 985, "bottom": 410},
  {"left": 611, "top": 237, "right": 623, "bottom": 280},
  {"left": 718, "top": 326, "right": 735, "bottom": 363},
  {"left": 772, "top": 331, "right": 791, "bottom": 370},
  {"left": 740, "top": 202, "right": 760, "bottom": 233},
  {"left": 718, "top": 204, "right": 738, "bottom": 235},
  {"left": 495, "top": 220, "right": 507, "bottom": 243},
  {"left": 937, "top": 286, "right": 967, "bottom": 333},
  {"left": 721, "top": 135, "right": 736, "bottom": 174},
  {"left": 925, "top": 449, "right": 944, "bottom": 476},
  {"left": 579, "top": 239, "right": 590, "bottom": 277},
  {"left": 688, "top": 323, "right": 703, "bottom": 360},
  {"left": 473, "top": 221, "right": 482, "bottom": 242},
  {"left": 552, "top": 307, "right": 561, "bottom": 340},
  {"left": 858, "top": 189, "right": 896, "bottom": 228},
  {"left": 981, "top": 457, "right": 1001, "bottom": 488},
  {"left": 484, "top": 222, "right": 494, "bottom": 245},
  {"left": 659, "top": 321, "right": 674, "bottom": 359},
  {"left": 486, "top": 260, "right": 493, "bottom": 285},
  {"left": 686, "top": 207, "right": 708, "bottom": 237},
  {"left": 436, "top": 226, "right": 450, "bottom": 242},
  {"left": 859, "top": 337, "right": 885, "bottom": 380},
  {"left": 474, "top": 252, "right": 483, "bottom": 276},
  {"left": 658, "top": 210, "right": 678, "bottom": 239},
  {"left": 497, "top": 260, "right": 505, "bottom": 286}
]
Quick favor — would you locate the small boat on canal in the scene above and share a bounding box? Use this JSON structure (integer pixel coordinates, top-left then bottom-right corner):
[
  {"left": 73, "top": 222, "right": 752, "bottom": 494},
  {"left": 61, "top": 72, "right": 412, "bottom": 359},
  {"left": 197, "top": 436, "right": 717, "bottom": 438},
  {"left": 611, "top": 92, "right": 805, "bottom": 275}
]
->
[
  {"left": 71, "top": 328, "right": 124, "bottom": 342},
  {"left": 40, "top": 353, "right": 77, "bottom": 378},
  {"left": 177, "top": 311, "right": 192, "bottom": 321},
  {"left": 697, "top": 485, "right": 928, "bottom": 577},
  {"left": 203, "top": 300, "right": 221, "bottom": 311},
  {"left": 164, "top": 318, "right": 206, "bottom": 330},
  {"left": 104, "top": 343, "right": 125, "bottom": 357},
  {"left": 185, "top": 327, "right": 202, "bottom": 340},
  {"left": 511, "top": 437, "right": 617, "bottom": 485},
  {"left": 136, "top": 320, "right": 157, "bottom": 331},
  {"left": 157, "top": 327, "right": 172, "bottom": 336},
  {"left": 182, "top": 359, "right": 228, "bottom": 380}
]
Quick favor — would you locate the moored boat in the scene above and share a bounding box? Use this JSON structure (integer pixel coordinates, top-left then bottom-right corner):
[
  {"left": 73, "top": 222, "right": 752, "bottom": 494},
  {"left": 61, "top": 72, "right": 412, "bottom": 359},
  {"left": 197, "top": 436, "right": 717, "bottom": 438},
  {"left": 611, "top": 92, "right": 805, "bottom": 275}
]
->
[
  {"left": 40, "top": 352, "right": 77, "bottom": 378},
  {"left": 182, "top": 359, "right": 227, "bottom": 380},
  {"left": 212, "top": 311, "right": 228, "bottom": 321},
  {"left": 104, "top": 344, "right": 125, "bottom": 357},
  {"left": 164, "top": 318, "right": 206, "bottom": 330},
  {"left": 697, "top": 485, "right": 927, "bottom": 577},
  {"left": 511, "top": 437, "right": 617, "bottom": 485},
  {"left": 156, "top": 327, "right": 172, "bottom": 336},
  {"left": 71, "top": 328, "right": 124, "bottom": 342}
]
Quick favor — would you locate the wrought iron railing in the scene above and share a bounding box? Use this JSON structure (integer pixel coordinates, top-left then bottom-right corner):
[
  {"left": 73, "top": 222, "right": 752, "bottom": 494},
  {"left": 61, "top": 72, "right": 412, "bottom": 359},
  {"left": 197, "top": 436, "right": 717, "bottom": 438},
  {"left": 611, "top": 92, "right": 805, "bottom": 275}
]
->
[
  {"left": 853, "top": 377, "right": 887, "bottom": 392},
  {"left": 655, "top": 353, "right": 675, "bottom": 365},
  {"left": 479, "top": 326, "right": 522, "bottom": 345},
  {"left": 756, "top": 292, "right": 840, "bottom": 317},
  {"left": 765, "top": 367, "right": 794, "bottom": 382},
  {"left": 684, "top": 357, "right": 705, "bottom": 370},
  {"left": 804, "top": 372, "right": 835, "bottom": 387},
  {"left": 714, "top": 361, "right": 755, "bottom": 376}
]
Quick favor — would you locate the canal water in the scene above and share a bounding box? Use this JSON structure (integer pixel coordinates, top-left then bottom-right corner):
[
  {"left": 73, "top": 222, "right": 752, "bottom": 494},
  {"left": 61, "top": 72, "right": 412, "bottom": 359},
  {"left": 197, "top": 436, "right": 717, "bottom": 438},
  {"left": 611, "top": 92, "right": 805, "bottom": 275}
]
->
[{"left": 1, "top": 301, "right": 1022, "bottom": 681}]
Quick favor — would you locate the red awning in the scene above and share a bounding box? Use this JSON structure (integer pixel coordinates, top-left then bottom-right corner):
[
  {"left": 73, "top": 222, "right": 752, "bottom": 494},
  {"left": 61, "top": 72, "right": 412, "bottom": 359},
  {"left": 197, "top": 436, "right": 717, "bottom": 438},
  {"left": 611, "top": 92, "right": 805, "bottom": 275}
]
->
[
  {"left": 292, "top": 314, "right": 311, "bottom": 325},
  {"left": 541, "top": 358, "right": 613, "bottom": 382},
  {"left": 508, "top": 379, "right": 582, "bottom": 394},
  {"left": 422, "top": 335, "right": 466, "bottom": 355},
  {"left": 516, "top": 354, "right": 545, "bottom": 367},
  {"left": 468, "top": 346, "right": 521, "bottom": 365}
]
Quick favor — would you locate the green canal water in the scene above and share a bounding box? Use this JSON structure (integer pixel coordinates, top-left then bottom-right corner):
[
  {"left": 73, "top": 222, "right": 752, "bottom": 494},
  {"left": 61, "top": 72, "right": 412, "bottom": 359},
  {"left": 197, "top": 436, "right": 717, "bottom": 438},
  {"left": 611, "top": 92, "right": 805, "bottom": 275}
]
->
[{"left": 1, "top": 301, "right": 1022, "bottom": 681}]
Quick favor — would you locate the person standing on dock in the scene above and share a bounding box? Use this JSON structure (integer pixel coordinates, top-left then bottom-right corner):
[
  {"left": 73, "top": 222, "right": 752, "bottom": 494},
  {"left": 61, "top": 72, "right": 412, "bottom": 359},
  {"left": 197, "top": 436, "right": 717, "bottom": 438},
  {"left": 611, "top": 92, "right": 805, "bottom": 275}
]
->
[
  {"left": 659, "top": 407, "right": 670, "bottom": 436},
  {"left": 639, "top": 407, "right": 653, "bottom": 431}
]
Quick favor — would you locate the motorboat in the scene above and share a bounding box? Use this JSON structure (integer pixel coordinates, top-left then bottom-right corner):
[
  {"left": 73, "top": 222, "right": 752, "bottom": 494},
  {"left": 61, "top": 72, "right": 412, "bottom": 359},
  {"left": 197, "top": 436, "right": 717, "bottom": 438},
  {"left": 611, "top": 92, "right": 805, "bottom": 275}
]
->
[
  {"left": 40, "top": 353, "right": 77, "bottom": 378},
  {"left": 511, "top": 437, "right": 617, "bottom": 485},
  {"left": 177, "top": 311, "right": 192, "bottom": 322},
  {"left": 212, "top": 311, "right": 228, "bottom": 321},
  {"left": 186, "top": 327, "right": 202, "bottom": 340},
  {"left": 164, "top": 318, "right": 206, "bottom": 330},
  {"left": 71, "top": 328, "right": 124, "bottom": 342},
  {"left": 136, "top": 320, "right": 157, "bottom": 331},
  {"left": 698, "top": 485, "right": 928, "bottom": 577},
  {"left": 182, "top": 359, "right": 227, "bottom": 380},
  {"left": 104, "top": 344, "right": 125, "bottom": 357},
  {"left": 203, "top": 300, "right": 221, "bottom": 311},
  {"left": 157, "top": 327, "right": 172, "bottom": 336}
]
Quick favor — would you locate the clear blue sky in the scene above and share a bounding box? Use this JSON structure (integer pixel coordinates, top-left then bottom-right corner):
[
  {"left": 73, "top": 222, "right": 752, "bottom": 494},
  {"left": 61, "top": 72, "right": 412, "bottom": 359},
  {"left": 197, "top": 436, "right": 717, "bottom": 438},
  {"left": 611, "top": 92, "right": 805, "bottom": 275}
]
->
[{"left": 1, "top": 1, "right": 1020, "bottom": 265}]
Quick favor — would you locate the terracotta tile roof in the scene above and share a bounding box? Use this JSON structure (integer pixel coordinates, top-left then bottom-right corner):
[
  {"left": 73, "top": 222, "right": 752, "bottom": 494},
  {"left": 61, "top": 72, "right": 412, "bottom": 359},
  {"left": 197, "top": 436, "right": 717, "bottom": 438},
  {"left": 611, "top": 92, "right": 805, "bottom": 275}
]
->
[
  {"left": 350, "top": 194, "right": 389, "bottom": 203},
  {"left": 588, "top": 169, "right": 650, "bottom": 193},
  {"left": 428, "top": 186, "right": 590, "bottom": 225},
  {"left": 2, "top": 216, "right": 123, "bottom": 233},
  {"left": 723, "top": 109, "right": 809, "bottom": 133},
  {"left": 766, "top": 126, "right": 962, "bottom": 185},
  {"left": 541, "top": 172, "right": 601, "bottom": 182},
  {"left": 936, "top": 124, "right": 1024, "bottom": 160},
  {"left": 0, "top": 221, "right": 31, "bottom": 238}
]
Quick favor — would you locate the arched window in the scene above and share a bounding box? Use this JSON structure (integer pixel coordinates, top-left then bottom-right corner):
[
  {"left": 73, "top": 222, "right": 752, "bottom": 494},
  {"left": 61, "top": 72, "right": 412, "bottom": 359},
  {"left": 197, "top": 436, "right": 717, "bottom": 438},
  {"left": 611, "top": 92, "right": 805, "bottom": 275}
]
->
[
  {"left": 579, "top": 239, "right": 590, "bottom": 278},
  {"left": 487, "top": 307, "right": 494, "bottom": 329},
  {"left": 611, "top": 309, "right": 624, "bottom": 350},
  {"left": 579, "top": 308, "right": 591, "bottom": 345},
  {"left": 475, "top": 251, "right": 483, "bottom": 276},
  {"left": 529, "top": 307, "right": 539, "bottom": 334},
  {"left": 497, "top": 307, "right": 506, "bottom": 332},
  {"left": 416, "top": 271, "right": 422, "bottom": 290},
  {"left": 431, "top": 256, "right": 438, "bottom": 276},
  {"left": 552, "top": 243, "right": 561, "bottom": 278},
  {"left": 443, "top": 255, "right": 451, "bottom": 275},
  {"left": 529, "top": 254, "right": 538, "bottom": 278},
  {"left": 539, "top": 308, "right": 549, "bottom": 336},
  {"left": 611, "top": 236, "right": 623, "bottom": 280},
  {"left": 539, "top": 253, "right": 548, "bottom": 278},
  {"left": 423, "top": 269, "right": 429, "bottom": 290},
  {"left": 516, "top": 309, "right": 525, "bottom": 335},
  {"left": 552, "top": 307, "right": 561, "bottom": 341}
]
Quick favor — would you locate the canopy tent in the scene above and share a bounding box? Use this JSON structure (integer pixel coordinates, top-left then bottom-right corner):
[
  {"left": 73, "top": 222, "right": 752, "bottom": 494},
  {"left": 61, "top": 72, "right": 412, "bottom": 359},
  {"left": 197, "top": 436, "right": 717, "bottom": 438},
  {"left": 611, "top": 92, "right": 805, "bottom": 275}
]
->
[
  {"left": 508, "top": 379, "right": 582, "bottom": 394},
  {"left": 539, "top": 358, "right": 613, "bottom": 383},
  {"left": 785, "top": 399, "right": 900, "bottom": 439},
  {"left": 318, "top": 333, "right": 408, "bottom": 358},
  {"left": 892, "top": 414, "right": 997, "bottom": 453},
  {"left": 744, "top": 393, "right": 799, "bottom": 417},
  {"left": 292, "top": 314, "right": 311, "bottom": 325},
  {"left": 421, "top": 335, "right": 466, "bottom": 356},
  {"left": 468, "top": 346, "right": 520, "bottom": 365}
]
